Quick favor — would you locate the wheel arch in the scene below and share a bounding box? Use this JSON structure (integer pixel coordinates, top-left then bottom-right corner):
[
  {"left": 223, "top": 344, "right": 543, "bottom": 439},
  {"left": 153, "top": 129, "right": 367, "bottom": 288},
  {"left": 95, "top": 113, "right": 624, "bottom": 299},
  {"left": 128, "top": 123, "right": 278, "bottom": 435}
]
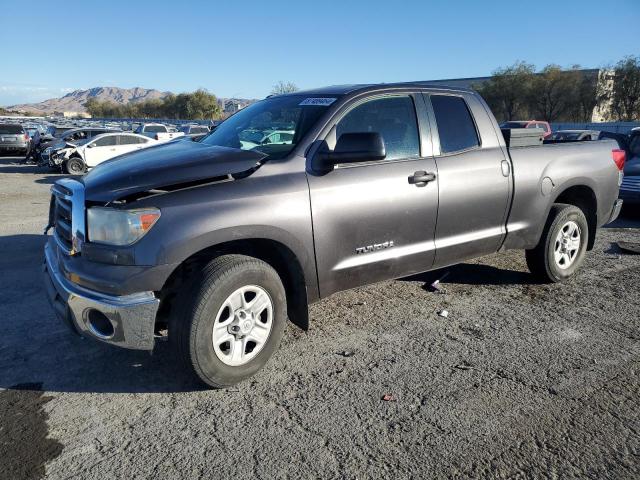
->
[
  {"left": 552, "top": 184, "right": 598, "bottom": 250},
  {"left": 158, "top": 238, "right": 310, "bottom": 331}
]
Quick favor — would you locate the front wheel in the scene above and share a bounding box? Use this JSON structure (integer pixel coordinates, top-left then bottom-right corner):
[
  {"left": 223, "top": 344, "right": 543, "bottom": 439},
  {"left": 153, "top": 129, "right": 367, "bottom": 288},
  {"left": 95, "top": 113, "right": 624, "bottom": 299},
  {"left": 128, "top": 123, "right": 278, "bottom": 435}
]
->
[
  {"left": 526, "top": 203, "right": 589, "bottom": 283},
  {"left": 170, "top": 255, "right": 287, "bottom": 388},
  {"left": 63, "top": 157, "right": 86, "bottom": 175}
]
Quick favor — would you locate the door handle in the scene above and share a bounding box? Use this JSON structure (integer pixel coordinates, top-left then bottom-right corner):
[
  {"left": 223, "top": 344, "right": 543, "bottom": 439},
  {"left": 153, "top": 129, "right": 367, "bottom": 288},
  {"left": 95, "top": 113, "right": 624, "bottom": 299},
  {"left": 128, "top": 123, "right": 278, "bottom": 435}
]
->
[
  {"left": 408, "top": 171, "right": 436, "bottom": 186},
  {"left": 501, "top": 160, "right": 510, "bottom": 177}
]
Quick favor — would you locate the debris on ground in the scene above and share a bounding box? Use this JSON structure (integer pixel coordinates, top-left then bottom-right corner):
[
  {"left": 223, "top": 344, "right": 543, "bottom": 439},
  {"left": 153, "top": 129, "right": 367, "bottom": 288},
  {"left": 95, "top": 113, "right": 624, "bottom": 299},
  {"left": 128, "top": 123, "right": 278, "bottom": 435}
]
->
[
  {"left": 453, "top": 363, "right": 474, "bottom": 371},
  {"left": 617, "top": 241, "right": 640, "bottom": 254},
  {"left": 427, "top": 271, "right": 450, "bottom": 293},
  {"left": 381, "top": 394, "right": 396, "bottom": 402},
  {"left": 337, "top": 350, "right": 355, "bottom": 357},
  {"left": 437, "top": 309, "right": 449, "bottom": 318}
]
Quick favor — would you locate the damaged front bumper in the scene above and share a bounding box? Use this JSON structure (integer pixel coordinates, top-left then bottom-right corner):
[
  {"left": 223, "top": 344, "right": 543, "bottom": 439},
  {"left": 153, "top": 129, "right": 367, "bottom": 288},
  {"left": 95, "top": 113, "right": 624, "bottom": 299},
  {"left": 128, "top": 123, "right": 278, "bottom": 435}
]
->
[{"left": 43, "top": 239, "right": 160, "bottom": 350}]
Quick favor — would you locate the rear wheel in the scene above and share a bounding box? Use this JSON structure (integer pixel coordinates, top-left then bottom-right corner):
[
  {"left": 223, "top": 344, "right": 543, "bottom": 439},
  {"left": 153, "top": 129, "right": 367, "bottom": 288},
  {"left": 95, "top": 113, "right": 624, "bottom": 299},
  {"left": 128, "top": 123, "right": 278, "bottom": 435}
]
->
[
  {"left": 170, "top": 255, "right": 287, "bottom": 388},
  {"left": 526, "top": 203, "right": 589, "bottom": 282},
  {"left": 63, "top": 157, "right": 85, "bottom": 175}
]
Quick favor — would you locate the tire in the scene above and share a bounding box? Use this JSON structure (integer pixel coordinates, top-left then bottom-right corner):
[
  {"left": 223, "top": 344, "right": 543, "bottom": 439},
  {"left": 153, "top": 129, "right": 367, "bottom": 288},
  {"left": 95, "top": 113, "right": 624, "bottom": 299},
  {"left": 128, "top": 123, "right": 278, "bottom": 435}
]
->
[
  {"left": 526, "top": 203, "right": 589, "bottom": 283},
  {"left": 170, "top": 255, "right": 287, "bottom": 388},
  {"left": 63, "top": 157, "right": 85, "bottom": 175}
]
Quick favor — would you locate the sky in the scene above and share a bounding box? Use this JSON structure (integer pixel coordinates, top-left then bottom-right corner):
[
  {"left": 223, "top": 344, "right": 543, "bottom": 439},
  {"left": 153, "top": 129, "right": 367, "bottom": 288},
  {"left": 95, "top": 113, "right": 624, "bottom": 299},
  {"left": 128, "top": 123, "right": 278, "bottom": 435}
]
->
[{"left": 1, "top": 0, "right": 638, "bottom": 106}]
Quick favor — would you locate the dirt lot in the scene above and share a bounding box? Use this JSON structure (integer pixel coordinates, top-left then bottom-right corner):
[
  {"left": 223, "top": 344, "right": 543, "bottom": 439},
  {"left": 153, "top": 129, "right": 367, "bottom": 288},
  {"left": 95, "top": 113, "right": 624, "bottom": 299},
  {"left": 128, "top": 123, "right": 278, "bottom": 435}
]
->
[{"left": 1, "top": 157, "right": 639, "bottom": 479}]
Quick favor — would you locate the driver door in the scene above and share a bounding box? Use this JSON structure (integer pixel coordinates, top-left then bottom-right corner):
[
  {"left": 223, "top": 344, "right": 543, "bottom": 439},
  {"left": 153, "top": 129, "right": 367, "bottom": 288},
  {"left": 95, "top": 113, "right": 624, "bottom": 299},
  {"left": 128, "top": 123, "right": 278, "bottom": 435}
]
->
[{"left": 307, "top": 94, "right": 439, "bottom": 297}]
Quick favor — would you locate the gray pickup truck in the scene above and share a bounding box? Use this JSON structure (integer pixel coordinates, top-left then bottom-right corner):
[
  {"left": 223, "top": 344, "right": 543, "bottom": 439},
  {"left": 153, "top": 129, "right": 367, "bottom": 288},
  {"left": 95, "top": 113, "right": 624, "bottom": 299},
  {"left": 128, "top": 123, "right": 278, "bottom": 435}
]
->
[{"left": 43, "top": 83, "right": 625, "bottom": 387}]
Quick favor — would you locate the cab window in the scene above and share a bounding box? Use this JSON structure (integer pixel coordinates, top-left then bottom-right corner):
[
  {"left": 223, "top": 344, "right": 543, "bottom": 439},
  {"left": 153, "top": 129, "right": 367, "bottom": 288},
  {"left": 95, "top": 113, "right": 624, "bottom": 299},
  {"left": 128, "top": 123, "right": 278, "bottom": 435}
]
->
[
  {"left": 336, "top": 96, "right": 420, "bottom": 160},
  {"left": 430, "top": 95, "right": 480, "bottom": 154}
]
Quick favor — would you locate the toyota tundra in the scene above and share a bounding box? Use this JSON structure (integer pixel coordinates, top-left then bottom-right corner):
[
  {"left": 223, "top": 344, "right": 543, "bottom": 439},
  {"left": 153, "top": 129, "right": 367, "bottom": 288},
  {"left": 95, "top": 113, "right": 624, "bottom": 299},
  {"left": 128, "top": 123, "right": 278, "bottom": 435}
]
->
[{"left": 43, "top": 83, "right": 625, "bottom": 387}]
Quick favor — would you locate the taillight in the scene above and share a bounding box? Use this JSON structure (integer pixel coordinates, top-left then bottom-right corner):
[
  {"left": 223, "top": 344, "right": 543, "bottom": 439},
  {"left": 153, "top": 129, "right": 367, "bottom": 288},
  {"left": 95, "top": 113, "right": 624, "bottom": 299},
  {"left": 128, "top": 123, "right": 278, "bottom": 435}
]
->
[
  {"left": 24, "top": 133, "right": 29, "bottom": 141},
  {"left": 612, "top": 149, "right": 626, "bottom": 171}
]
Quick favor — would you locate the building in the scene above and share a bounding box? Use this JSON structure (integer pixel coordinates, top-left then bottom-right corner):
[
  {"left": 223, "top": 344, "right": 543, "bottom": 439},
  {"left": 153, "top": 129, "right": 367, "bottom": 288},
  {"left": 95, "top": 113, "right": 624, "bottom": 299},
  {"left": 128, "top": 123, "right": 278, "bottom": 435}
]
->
[
  {"left": 222, "top": 99, "right": 250, "bottom": 115},
  {"left": 53, "top": 110, "right": 92, "bottom": 119}
]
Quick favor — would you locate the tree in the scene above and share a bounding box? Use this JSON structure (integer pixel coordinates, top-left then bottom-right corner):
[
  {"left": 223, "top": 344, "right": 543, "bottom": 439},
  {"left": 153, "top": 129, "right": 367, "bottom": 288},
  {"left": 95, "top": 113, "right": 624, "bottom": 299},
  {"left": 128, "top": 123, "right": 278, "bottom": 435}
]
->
[
  {"left": 526, "top": 65, "right": 578, "bottom": 122},
  {"left": 271, "top": 81, "right": 298, "bottom": 95},
  {"left": 605, "top": 56, "right": 640, "bottom": 121},
  {"left": 475, "top": 62, "right": 535, "bottom": 121},
  {"left": 83, "top": 89, "right": 222, "bottom": 120},
  {"left": 185, "top": 89, "right": 222, "bottom": 119}
]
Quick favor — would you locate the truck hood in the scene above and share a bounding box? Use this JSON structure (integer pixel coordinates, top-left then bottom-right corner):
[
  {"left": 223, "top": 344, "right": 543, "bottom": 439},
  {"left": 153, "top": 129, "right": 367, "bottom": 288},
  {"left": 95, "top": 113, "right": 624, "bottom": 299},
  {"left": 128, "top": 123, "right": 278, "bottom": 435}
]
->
[
  {"left": 624, "top": 156, "right": 640, "bottom": 176},
  {"left": 82, "top": 140, "right": 267, "bottom": 203}
]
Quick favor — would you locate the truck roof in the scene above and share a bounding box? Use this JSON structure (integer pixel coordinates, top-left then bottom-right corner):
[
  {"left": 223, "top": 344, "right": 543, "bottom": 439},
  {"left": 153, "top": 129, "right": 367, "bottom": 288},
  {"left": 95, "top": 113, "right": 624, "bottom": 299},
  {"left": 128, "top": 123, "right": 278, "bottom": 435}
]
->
[{"left": 278, "top": 82, "right": 475, "bottom": 97}]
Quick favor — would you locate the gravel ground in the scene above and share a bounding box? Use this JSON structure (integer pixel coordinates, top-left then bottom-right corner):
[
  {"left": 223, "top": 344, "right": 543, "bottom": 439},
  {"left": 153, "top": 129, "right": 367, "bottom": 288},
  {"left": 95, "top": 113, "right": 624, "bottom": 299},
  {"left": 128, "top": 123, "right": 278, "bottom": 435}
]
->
[{"left": 1, "top": 157, "right": 639, "bottom": 479}]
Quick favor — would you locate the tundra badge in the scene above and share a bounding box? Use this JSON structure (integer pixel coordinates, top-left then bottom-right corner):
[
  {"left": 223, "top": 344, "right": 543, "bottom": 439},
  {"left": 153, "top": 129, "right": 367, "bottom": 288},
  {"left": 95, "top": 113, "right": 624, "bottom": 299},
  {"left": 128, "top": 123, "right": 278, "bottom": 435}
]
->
[{"left": 356, "top": 241, "right": 394, "bottom": 254}]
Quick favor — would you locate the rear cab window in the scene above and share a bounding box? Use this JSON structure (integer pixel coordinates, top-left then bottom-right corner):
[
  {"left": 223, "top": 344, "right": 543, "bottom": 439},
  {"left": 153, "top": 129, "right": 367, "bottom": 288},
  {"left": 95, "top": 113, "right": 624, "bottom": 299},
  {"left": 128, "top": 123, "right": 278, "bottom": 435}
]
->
[{"left": 429, "top": 95, "right": 480, "bottom": 154}]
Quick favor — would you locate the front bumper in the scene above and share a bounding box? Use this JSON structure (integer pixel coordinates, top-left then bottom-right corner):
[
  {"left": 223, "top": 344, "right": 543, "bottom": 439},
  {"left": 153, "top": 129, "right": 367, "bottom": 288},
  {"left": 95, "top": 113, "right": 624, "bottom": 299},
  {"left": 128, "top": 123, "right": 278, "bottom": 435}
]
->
[
  {"left": 43, "top": 240, "right": 160, "bottom": 350},
  {"left": 0, "top": 144, "right": 29, "bottom": 155}
]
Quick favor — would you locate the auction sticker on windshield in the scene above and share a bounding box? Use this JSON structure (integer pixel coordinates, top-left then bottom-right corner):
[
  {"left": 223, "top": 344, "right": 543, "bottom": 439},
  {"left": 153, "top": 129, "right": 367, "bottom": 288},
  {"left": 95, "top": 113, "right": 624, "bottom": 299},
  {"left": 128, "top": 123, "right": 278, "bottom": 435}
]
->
[{"left": 299, "top": 98, "right": 337, "bottom": 106}]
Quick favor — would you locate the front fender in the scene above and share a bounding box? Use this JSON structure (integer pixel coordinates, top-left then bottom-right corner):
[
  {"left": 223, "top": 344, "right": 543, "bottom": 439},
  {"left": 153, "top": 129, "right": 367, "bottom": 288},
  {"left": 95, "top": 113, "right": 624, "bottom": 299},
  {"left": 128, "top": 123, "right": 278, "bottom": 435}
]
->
[{"left": 129, "top": 169, "right": 319, "bottom": 301}]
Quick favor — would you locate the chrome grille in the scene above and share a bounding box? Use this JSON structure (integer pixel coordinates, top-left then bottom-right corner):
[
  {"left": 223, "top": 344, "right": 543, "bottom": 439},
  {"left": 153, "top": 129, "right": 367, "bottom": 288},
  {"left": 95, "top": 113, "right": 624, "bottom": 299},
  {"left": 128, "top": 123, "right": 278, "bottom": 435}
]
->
[
  {"left": 50, "top": 179, "right": 86, "bottom": 255},
  {"left": 621, "top": 176, "right": 640, "bottom": 193}
]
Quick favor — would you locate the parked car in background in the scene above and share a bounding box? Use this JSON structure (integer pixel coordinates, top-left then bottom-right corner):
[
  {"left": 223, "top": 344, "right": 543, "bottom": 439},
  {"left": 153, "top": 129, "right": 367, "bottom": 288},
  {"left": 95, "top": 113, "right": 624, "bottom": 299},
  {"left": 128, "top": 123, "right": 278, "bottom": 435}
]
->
[
  {"left": 43, "top": 83, "right": 624, "bottom": 387},
  {"left": 41, "top": 125, "right": 74, "bottom": 143},
  {"left": 237, "top": 129, "right": 295, "bottom": 149},
  {"left": 550, "top": 130, "right": 600, "bottom": 141},
  {"left": 47, "top": 132, "right": 158, "bottom": 174},
  {"left": 135, "top": 123, "right": 185, "bottom": 141},
  {"left": 620, "top": 128, "right": 640, "bottom": 206},
  {"left": 0, "top": 124, "right": 31, "bottom": 158},
  {"left": 40, "top": 127, "right": 120, "bottom": 165},
  {"left": 598, "top": 131, "right": 631, "bottom": 158},
  {"left": 179, "top": 124, "right": 211, "bottom": 139},
  {"left": 500, "top": 120, "right": 552, "bottom": 139}
]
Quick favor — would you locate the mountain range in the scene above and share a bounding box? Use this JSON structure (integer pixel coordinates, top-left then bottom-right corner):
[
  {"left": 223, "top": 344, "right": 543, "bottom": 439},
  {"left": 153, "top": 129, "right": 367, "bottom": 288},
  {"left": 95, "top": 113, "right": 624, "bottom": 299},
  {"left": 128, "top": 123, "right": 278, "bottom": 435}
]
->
[{"left": 8, "top": 87, "right": 172, "bottom": 114}]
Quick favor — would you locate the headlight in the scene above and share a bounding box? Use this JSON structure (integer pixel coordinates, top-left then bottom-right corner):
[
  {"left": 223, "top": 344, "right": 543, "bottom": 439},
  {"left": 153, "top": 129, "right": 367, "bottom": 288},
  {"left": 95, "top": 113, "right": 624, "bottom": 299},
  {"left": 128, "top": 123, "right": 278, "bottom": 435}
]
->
[{"left": 87, "top": 207, "right": 160, "bottom": 246}]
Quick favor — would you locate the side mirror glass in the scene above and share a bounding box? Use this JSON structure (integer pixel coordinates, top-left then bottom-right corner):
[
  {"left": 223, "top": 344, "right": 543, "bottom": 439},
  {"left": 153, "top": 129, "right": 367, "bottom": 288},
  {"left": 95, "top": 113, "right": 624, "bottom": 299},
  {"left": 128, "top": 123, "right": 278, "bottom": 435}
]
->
[{"left": 313, "top": 132, "right": 386, "bottom": 172}]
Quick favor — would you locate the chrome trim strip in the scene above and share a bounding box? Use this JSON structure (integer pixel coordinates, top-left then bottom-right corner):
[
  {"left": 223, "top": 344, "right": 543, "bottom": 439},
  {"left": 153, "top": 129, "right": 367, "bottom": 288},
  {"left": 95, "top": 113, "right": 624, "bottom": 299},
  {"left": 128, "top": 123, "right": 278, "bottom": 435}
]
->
[{"left": 50, "top": 178, "right": 86, "bottom": 256}]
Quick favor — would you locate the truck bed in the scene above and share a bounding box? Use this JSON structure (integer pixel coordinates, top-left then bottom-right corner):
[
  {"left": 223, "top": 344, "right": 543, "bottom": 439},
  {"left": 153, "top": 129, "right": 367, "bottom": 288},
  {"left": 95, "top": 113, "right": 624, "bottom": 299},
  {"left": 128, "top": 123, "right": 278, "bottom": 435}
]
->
[{"left": 503, "top": 139, "right": 621, "bottom": 250}]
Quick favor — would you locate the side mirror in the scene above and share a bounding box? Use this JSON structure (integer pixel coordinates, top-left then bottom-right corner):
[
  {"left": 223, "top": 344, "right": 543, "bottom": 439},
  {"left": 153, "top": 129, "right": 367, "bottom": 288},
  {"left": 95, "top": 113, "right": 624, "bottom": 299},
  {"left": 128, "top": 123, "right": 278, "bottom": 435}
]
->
[
  {"left": 87, "top": 143, "right": 95, "bottom": 148},
  {"left": 314, "top": 132, "right": 386, "bottom": 172}
]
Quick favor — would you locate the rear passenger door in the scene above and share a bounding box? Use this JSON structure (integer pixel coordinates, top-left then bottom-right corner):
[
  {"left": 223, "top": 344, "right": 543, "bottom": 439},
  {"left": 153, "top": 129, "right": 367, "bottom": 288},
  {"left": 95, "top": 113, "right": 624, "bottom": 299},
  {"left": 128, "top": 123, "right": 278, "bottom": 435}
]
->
[
  {"left": 425, "top": 93, "right": 511, "bottom": 268},
  {"left": 117, "top": 134, "right": 148, "bottom": 155}
]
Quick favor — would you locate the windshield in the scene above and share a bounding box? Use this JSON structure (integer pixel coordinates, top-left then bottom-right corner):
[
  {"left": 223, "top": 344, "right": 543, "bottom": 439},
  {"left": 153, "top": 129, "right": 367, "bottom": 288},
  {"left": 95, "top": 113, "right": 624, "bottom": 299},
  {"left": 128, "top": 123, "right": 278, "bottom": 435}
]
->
[
  {"left": 630, "top": 134, "right": 640, "bottom": 158},
  {"left": 201, "top": 95, "right": 336, "bottom": 160}
]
